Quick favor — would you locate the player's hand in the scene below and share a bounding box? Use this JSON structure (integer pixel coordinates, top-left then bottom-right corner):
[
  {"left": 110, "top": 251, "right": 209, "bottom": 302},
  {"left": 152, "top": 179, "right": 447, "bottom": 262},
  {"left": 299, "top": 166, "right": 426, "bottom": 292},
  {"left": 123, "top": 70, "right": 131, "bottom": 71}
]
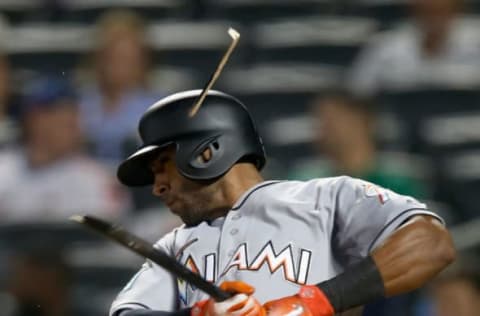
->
[
  {"left": 191, "top": 281, "right": 266, "bottom": 316},
  {"left": 263, "top": 285, "right": 334, "bottom": 316}
]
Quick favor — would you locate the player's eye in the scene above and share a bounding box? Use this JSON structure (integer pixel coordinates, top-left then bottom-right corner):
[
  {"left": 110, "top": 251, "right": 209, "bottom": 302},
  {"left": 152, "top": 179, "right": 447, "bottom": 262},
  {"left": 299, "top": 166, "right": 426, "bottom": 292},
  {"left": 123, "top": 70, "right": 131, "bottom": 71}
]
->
[{"left": 151, "top": 156, "right": 170, "bottom": 173}]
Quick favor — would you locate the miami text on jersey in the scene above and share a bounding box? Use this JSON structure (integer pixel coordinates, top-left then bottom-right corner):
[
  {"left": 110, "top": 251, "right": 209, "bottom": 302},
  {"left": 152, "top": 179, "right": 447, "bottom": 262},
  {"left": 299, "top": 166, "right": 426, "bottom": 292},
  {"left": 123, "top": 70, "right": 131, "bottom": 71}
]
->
[
  {"left": 221, "top": 242, "right": 312, "bottom": 284},
  {"left": 177, "top": 241, "right": 312, "bottom": 304},
  {"left": 178, "top": 241, "right": 312, "bottom": 285}
]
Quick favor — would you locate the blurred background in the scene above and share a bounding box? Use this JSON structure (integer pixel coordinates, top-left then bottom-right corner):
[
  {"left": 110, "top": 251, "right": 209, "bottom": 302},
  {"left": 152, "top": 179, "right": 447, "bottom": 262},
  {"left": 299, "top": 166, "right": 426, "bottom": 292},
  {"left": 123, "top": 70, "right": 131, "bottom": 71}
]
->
[{"left": 0, "top": 0, "right": 479, "bottom": 315}]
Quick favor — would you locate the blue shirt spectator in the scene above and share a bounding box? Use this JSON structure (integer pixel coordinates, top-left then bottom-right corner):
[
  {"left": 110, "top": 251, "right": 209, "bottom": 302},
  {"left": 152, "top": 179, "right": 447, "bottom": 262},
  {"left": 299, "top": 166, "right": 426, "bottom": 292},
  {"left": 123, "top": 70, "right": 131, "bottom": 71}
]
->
[
  {"left": 78, "top": 10, "right": 163, "bottom": 166},
  {"left": 0, "top": 75, "right": 131, "bottom": 222},
  {"left": 79, "top": 87, "right": 159, "bottom": 166}
]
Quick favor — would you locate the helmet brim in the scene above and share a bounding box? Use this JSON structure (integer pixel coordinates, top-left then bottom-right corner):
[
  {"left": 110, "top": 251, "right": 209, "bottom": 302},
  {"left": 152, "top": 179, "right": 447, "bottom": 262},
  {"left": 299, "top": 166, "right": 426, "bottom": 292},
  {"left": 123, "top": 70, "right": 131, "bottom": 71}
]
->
[{"left": 117, "top": 145, "right": 163, "bottom": 187}]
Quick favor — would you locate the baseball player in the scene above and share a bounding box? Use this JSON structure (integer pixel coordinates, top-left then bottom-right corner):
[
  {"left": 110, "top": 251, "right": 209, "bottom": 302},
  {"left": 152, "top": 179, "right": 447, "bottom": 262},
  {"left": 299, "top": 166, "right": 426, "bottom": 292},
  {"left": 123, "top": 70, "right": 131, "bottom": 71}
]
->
[{"left": 110, "top": 89, "right": 455, "bottom": 316}]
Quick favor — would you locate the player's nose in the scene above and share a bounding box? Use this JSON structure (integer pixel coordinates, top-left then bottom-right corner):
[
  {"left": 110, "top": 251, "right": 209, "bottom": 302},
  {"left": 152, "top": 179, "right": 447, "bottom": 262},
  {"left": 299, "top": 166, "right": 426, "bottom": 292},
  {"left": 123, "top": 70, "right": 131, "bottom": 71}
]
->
[{"left": 152, "top": 172, "right": 170, "bottom": 198}]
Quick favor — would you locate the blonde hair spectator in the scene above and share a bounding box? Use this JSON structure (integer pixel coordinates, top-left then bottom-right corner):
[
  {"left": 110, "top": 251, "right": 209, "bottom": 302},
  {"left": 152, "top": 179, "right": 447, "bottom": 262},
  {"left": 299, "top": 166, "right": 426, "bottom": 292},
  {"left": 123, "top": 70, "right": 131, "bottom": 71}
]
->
[{"left": 78, "top": 9, "right": 161, "bottom": 166}]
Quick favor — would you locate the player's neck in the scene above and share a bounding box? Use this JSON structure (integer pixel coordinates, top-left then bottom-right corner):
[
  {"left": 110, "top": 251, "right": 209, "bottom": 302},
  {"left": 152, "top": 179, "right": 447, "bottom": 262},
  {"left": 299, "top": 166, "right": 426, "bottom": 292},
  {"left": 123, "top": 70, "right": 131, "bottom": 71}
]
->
[{"left": 220, "top": 163, "right": 264, "bottom": 208}]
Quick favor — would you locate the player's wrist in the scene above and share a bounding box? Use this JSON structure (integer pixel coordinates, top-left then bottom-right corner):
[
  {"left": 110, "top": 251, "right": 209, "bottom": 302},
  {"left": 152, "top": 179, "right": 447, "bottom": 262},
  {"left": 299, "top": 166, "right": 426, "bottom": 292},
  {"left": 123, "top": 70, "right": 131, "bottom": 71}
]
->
[
  {"left": 297, "top": 285, "right": 335, "bottom": 316},
  {"left": 315, "top": 255, "right": 385, "bottom": 312}
]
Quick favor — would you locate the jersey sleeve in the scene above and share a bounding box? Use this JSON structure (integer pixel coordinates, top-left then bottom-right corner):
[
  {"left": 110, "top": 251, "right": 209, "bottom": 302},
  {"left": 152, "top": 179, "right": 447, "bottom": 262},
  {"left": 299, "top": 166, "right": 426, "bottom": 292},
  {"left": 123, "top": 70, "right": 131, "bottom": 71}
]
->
[
  {"left": 331, "top": 176, "right": 443, "bottom": 263},
  {"left": 109, "top": 232, "right": 178, "bottom": 316}
]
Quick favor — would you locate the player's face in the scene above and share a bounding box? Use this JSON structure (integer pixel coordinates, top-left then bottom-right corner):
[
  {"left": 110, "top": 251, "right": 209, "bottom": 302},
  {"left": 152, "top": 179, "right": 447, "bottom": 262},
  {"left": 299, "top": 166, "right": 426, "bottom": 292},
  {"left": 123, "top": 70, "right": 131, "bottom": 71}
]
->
[
  {"left": 24, "top": 103, "right": 82, "bottom": 162},
  {"left": 412, "top": 0, "right": 459, "bottom": 29},
  {"left": 98, "top": 35, "right": 147, "bottom": 90},
  {"left": 315, "top": 98, "right": 370, "bottom": 154},
  {"left": 150, "top": 146, "right": 225, "bottom": 226}
]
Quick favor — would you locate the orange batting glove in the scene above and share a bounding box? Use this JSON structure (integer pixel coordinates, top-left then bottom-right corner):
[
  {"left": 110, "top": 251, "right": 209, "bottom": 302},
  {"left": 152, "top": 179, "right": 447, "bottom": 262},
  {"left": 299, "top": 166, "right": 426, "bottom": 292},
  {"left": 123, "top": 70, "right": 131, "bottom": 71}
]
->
[
  {"left": 263, "top": 285, "right": 334, "bottom": 316},
  {"left": 191, "top": 281, "right": 266, "bottom": 316}
]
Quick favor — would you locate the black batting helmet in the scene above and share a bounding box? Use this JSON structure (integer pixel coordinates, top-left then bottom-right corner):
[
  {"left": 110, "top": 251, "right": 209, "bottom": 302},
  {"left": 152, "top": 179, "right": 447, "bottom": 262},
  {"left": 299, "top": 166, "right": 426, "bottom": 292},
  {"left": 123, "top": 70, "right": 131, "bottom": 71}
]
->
[{"left": 117, "top": 89, "right": 266, "bottom": 186}]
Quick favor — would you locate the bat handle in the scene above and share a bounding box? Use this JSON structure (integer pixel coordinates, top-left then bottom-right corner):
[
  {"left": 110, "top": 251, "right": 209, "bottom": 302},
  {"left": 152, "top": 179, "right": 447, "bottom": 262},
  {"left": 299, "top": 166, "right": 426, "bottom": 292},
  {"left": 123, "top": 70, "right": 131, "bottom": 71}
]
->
[{"left": 207, "top": 283, "right": 234, "bottom": 302}]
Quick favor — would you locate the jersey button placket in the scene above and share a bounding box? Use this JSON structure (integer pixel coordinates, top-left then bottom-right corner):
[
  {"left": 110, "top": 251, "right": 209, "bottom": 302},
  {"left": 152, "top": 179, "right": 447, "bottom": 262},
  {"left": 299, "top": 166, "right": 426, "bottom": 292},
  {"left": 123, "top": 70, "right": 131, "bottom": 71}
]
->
[
  {"left": 232, "top": 213, "right": 241, "bottom": 220},
  {"left": 218, "top": 211, "right": 241, "bottom": 279}
]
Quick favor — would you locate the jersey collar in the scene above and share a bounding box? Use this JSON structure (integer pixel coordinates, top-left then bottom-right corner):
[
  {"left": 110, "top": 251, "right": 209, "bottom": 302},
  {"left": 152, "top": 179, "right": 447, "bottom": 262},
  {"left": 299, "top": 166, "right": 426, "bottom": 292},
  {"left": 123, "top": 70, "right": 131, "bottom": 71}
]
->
[{"left": 231, "top": 180, "right": 282, "bottom": 210}]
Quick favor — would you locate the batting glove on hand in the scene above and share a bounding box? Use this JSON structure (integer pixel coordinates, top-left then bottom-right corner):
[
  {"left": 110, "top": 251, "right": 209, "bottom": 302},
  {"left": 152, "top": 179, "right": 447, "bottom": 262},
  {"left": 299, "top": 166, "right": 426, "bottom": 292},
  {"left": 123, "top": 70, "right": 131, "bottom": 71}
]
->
[
  {"left": 191, "top": 281, "right": 265, "bottom": 316},
  {"left": 263, "top": 285, "right": 334, "bottom": 316}
]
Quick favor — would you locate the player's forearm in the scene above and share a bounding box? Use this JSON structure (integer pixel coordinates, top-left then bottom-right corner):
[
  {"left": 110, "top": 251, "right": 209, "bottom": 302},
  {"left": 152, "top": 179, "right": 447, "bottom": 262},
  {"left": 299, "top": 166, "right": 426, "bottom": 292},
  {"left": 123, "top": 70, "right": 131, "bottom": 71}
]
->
[
  {"left": 371, "top": 215, "right": 456, "bottom": 296},
  {"left": 303, "top": 216, "right": 455, "bottom": 313}
]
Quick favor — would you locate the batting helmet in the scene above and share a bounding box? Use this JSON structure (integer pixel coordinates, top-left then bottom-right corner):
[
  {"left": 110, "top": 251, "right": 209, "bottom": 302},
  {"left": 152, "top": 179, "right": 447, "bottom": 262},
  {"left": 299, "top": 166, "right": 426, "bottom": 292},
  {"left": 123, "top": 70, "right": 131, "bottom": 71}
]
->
[{"left": 117, "top": 89, "right": 266, "bottom": 186}]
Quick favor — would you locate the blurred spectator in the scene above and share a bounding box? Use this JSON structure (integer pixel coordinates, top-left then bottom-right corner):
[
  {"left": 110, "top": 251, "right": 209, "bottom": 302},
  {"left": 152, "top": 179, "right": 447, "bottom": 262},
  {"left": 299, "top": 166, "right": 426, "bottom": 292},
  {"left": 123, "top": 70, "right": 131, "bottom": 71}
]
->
[
  {"left": 426, "top": 254, "right": 480, "bottom": 316},
  {"left": 349, "top": 0, "right": 480, "bottom": 96},
  {"left": 7, "top": 245, "right": 74, "bottom": 316},
  {"left": 0, "top": 51, "right": 18, "bottom": 148},
  {"left": 0, "top": 75, "right": 130, "bottom": 222},
  {"left": 78, "top": 10, "right": 160, "bottom": 166},
  {"left": 289, "top": 91, "right": 427, "bottom": 197}
]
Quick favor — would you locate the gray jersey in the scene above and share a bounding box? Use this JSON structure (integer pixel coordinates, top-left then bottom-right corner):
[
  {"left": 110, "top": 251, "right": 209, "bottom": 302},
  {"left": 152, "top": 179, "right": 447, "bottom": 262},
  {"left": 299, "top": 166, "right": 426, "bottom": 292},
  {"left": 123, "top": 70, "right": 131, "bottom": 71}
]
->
[{"left": 110, "top": 177, "right": 442, "bottom": 315}]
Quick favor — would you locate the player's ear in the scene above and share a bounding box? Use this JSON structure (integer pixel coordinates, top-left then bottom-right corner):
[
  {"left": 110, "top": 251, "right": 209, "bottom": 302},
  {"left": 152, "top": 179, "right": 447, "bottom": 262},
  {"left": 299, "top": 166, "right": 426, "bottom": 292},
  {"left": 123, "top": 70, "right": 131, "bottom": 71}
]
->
[{"left": 196, "top": 147, "right": 213, "bottom": 164}]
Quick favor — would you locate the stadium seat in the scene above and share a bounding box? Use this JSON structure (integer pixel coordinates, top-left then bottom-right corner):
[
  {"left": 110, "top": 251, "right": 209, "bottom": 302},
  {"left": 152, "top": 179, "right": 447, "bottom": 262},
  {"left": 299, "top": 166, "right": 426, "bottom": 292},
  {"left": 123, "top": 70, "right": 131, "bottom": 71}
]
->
[
  {"left": 0, "top": 222, "right": 101, "bottom": 251},
  {"left": 149, "top": 66, "right": 201, "bottom": 94},
  {"left": 435, "top": 150, "right": 480, "bottom": 222},
  {"left": 147, "top": 21, "right": 247, "bottom": 73},
  {"left": 348, "top": 0, "right": 409, "bottom": 29},
  {"left": 0, "top": 222, "right": 107, "bottom": 292},
  {"left": 0, "top": 0, "right": 40, "bottom": 24},
  {"left": 421, "top": 112, "right": 480, "bottom": 153},
  {"left": 219, "top": 63, "right": 344, "bottom": 168},
  {"left": 467, "top": 0, "right": 480, "bottom": 14},
  {"left": 380, "top": 88, "right": 480, "bottom": 222},
  {"left": 205, "top": 0, "right": 335, "bottom": 23},
  {"left": 63, "top": 0, "right": 189, "bottom": 22},
  {"left": 6, "top": 21, "right": 246, "bottom": 73},
  {"left": 6, "top": 23, "right": 91, "bottom": 70},
  {"left": 378, "top": 88, "right": 480, "bottom": 153},
  {"left": 220, "top": 62, "right": 343, "bottom": 120},
  {"left": 252, "top": 16, "right": 378, "bottom": 66},
  {"left": 71, "top": 260, "right": 138, "bottom": 315}
]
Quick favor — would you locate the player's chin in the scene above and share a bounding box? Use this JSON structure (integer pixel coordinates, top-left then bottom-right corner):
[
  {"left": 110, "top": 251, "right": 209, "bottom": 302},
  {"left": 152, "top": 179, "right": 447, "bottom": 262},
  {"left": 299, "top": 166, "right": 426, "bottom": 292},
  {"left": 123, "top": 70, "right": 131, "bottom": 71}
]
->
[
  {"left": 167, "top": 201, "right": 183, "bottom": 215},
  {"left": 175, "top": 209, "right": 203, "bottom": 227},
  {"left": 168, "top": 203, "right": 190, "bottom": 220},
  {"left": 178, "top": 215, "right": 202, "bottom": 227}
]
